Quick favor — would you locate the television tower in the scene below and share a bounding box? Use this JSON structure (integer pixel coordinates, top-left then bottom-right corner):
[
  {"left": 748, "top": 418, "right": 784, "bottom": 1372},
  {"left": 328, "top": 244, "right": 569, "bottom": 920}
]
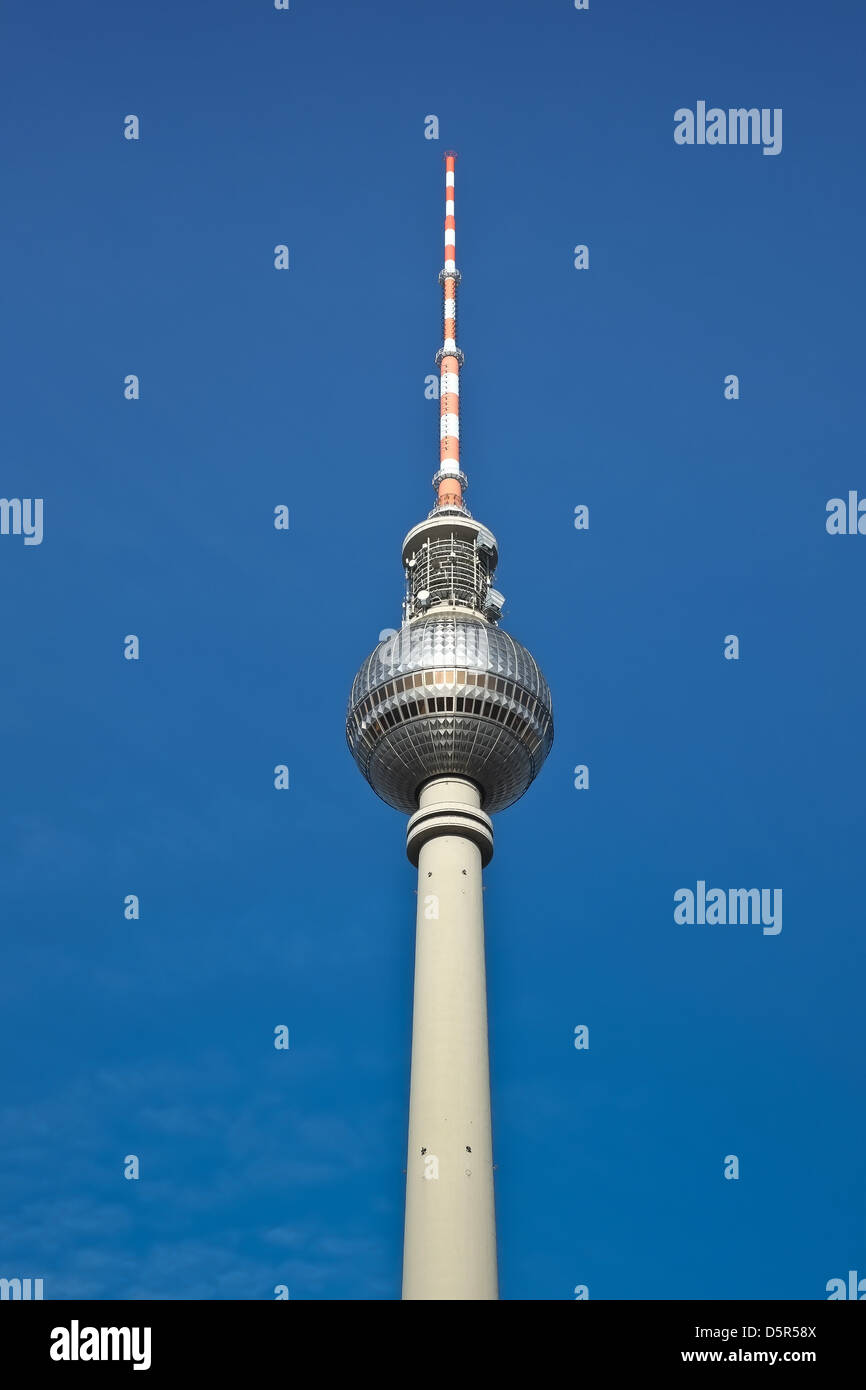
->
[{"left": 346, "top": 153, "right": 554, "bottom": 1301}]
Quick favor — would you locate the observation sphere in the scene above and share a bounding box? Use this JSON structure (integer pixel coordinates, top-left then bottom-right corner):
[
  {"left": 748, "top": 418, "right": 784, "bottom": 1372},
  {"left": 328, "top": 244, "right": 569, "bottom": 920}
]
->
[{"left": 346, "top": 611, "right": 554, "bottom": 815}]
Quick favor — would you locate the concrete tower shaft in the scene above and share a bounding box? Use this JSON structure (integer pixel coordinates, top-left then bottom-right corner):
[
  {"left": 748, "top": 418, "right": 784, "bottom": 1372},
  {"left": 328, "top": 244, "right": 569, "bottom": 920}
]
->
[{"left": 403, "top": 778, "right": 497, "bottom": 1300}]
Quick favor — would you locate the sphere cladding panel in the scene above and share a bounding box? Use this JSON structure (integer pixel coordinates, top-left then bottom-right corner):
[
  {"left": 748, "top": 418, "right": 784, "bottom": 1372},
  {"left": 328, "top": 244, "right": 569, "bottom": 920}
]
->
[{"left": 347, "top": 614, "right": 554, "bottom": 814}]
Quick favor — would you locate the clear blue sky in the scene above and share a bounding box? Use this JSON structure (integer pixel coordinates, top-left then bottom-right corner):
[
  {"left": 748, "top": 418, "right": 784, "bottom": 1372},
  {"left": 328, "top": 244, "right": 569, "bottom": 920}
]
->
[{"left": 1, "top": 0, "right": 863, "bottom": 1300}]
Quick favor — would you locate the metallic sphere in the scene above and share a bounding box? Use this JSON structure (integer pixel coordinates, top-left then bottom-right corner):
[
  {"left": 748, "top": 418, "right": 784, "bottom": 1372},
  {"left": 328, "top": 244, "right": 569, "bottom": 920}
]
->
[{"left": 347, "top": 612, "right": 554, "bottom": 815}]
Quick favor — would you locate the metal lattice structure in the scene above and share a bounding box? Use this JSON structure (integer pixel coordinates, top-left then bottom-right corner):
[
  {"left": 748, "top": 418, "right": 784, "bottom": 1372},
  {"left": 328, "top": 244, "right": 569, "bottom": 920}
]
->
[{"left": 402, "top": 515, "right": 498, "bottom": 620}]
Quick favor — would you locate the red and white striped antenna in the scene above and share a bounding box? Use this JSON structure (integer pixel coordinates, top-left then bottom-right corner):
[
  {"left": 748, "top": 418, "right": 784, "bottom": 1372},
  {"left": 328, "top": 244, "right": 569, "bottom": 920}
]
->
[{"left": 433, "top": 152, "right": 467, "bottom": 511}]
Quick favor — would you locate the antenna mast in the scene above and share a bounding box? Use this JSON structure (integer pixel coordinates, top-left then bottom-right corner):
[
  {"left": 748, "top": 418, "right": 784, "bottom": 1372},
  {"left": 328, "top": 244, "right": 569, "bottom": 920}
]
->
[{"left": 434, "top": 152, "right": 467, "bottom": 512}]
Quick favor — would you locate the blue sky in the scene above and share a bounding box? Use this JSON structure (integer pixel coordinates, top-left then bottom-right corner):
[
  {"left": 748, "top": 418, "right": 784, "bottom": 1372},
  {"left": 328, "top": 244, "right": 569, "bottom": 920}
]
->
[{"left": 1, "top": 0, "right": 863, "bottom": 1299}]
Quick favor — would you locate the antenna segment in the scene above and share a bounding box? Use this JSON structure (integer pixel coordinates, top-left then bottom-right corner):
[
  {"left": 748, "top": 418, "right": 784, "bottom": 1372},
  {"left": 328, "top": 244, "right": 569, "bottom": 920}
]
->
[{"left": 434, "top": 152, "right": 466, "bottom": 512}]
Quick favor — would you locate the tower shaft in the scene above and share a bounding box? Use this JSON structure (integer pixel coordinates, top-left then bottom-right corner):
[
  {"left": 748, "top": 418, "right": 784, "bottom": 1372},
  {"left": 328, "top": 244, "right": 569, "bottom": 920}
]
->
[{"left": 403, "top": 777, "right": 498, "bottom": 1300}]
